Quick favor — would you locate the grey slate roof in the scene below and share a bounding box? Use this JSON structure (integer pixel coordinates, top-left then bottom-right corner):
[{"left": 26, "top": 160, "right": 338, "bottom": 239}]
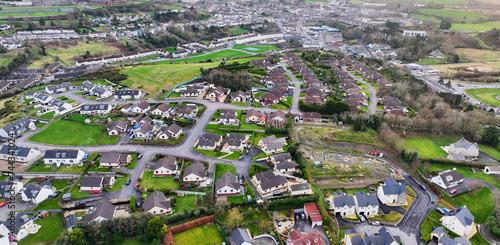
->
[
  {"left": 438, "top": 236, "right": 472, "bottom": 245},
  {"left": 355, "top": 191, "right": 379, "bottom": 208},
  {"left": 23, "top": 183, "right": 42, "bottom": 199},
  {"left": 275, "top": 161, "right": 296, "bottom": 170},
  {"left": 65, "top": 214, "right": 77, "bottom": 230},
  {"left": 143, "top": 190, "right": 171, "bottom": 212},
  {"left": 0, "top": 145, "right": 34, "bottom": 157},
  {"left": 0, "top": 212, "right": 31, "bottom": 235},
  {"left": 80, "top": 104, "right": 110, "bottom": 111},
  {"left": 229, "top": 228, "right": 252, "bottom": 245},
  {"left": 289, "top": 183, "right": 311, "bottom": 192},
  {"left": 1, "top": 117, "right": 32, "bottom": 136},
  {"left": 44, "top": 149, "right": 80, "bottom": 159},
  {"left": 445, "top": 206, "right": 475, "bottom": 227},
  {"left": 183, "top": 161, "right": 206, "bottom": 179},
  {"left": 80, "top": 176, "right": 103, "bottom": 188},
  {"left": 451, "top": 138, "right": 479, "bottom": 151},
  {"left": 271, "top": 153, "right": 292, "bottom": 163},
  {"left": 215, "top": 172, "right": 239, "bottom": 192},
  {"left": 260, "top": 176, "right": 287, "bottom": 191},
  {"left": 333, "top": 192, "right": 356, "bottom": 207},
  {"left": 381, "top": 178, "right": 407, "bottom": 195},
  {"left": 153, "top": 156, "right": 176, "bottom": 171},
  {"left": 83, "top": 199, "right": 115, "bottom": 222}
]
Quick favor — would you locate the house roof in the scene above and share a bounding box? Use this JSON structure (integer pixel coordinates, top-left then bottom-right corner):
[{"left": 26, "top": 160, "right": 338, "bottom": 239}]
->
[
  {"left": 115, "top": 89, "right": 140, "bottom": 96},
  {"left": 276, "top": 161, "right": 296, "bottom": 170},
  {"left": 268, "top": 110, "right": 285, "bottom": 120},
  {"left": 183, "top": 161, "right": 206, "bottom": 179},
  {"left": 215, "top": 172, "right": 240, "bottom": 192},
  {"left": 154, "top": 156, "right": 176, "bottom": 171},
  {"left": 0, "top": 212, "right": 31, "bottom": 235},
  {"left": 22, "top": 183, "right": 41, "bottom": 199},
  {"left": 1, "top": 117, "right": 33, "bottom": 135},
  {"left": 80, "top": 176, "right": 103, "bottom": 188},
  {"left": 83, "top": 199, "right": 115, "bottom": 222},
  {"left": 44, "top": 149, "right": 80, "bottom": 159},
  {"left": 381, "top": 178, "right": 407, "bottom": 195},
  {"left": 445, "top": 206, "right": 475, "bottom": 227},
  {"left": 134, "top": 101, "right": 150, "bottom": 110},
  {"left": 261, "top": 176, "right": 287, "bottom": 191},
  {"left": 332, "top": 192, "right": 356, "bottom": 207},
  {"left": 80, "top": 104, "right": 110, "bottom": 111},
  {"left": 438, "top": 236, "right": 472, "bottom": 245},
  {"left": 65, "top": 214, "right": 78, "bottom": 230},
  {"left": 271, "top": 153, "right": 292, "bottom": 164},
  {"left": 154, "top": 103, "right": 170, "bottom": 113},
  {"left": 438, "top": 170, "right": 464, "bottom": 187},
  {"left": 246, "top": 109, "right": 262, "bottom": 118},
  {"left": 287, "top": 230, "right": 324, "bottom": 245},
  {"left": 167, "top": 124, "right": 182, "bottom": 135},
  {"left": 144, "top": 190, "right": 171, "bottom": 212},
  {"left": 229, "top": 228, "right": 252, "bottom": 245},
  {"left": 304, "top": 203, "right": 319, "bottom": 215},
  {"left": 0, "top": 145, "right": 35, "bottom": 157},
  {"left": 451, "top": 138, "right": 479, "bottom": 151},
  {"left": 100, "top": 151, "right": 121, "bottom": 164},
  {"left": 303, "top": 112, "right": 321, "bottom": 120},
  {"left": 290, "top": 183, "right": 310, "bottom": 192},
  {"left": 355, "top": 191, "right": 379, "bottom": 207}
]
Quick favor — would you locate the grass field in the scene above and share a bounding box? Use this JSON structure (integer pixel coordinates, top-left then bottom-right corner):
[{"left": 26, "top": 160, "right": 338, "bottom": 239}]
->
[
  {"left": 0, "top": 48, "right": 25, "bottom": 67},
  {"left": 29, "top": 120, "right": 103, "bottom": 146},
  {"left": 419, "top": 9, "right": 488, "bottom": 24},
  {"left": 29, "top": 40, "right": 121, "bottom": 67},
  {"left": 230, "top": 28, "right": 248, "bottom": 35},
  {"left": 456, "top": 48, "right": 500, "bottom": 62},
  {"left": 18, "top": 212, "right": 65, "bottom": 245},
  {"left": 297, "top": 127, "right": 382, "bottom": 147},
  {"left": 410, "top": 14, "right": 441, "bottom": 23},
  {"left": 232, "top": 45, "right": 280, "bottom": 53},
  {"left": 429, "top": 61, "right": 500, "bottom": 74},
  {"left": 465, "top": 88, "right": 500, "bottom": 106},
  {"left": 169, "top": 195, "right": 204, "bottom": 214},
  {"left": 402, "top": 136, "right": 456, "bottom": 158},
  {"left": 168, "top": 50, "right": 249, "bottom": 64},
  {"left": 451, "top": 21, "right": 500, "bottom": 31},
  {"left": 442, "top": 186, "right": 495, "bottom": 223},
  {"left": 140, "top": 170, "right": 178, "bottom": 190},
  {"left": 381, "top": 0, "right": 470, "bottom": 4},
  {"left": 215, "top": 163, "right": 237, "bottom": 180},
  {"left": 173, "top": 224, "right": 224, "bottom": 245}
]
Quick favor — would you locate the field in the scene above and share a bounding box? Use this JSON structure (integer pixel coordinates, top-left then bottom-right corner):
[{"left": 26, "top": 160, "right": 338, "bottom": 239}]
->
[
  {"left": 29, "top": 120, "right": 103, "bottom": 146},
  {"left": 218, "top": 206, "right": 271, "bottom": 236},
  {"left": 419, "top": 9, "right": 488, "bottom": 24},
  {"left": 402, "top": 136, "right": 456, "bottom": 158},
  {"left": 215, "top": 163, "right": 237, "bottom": 180},
  {"left": 456, "top": 48, "right": 500, "bottom": 62},
  {"left": 0, "top": 48, "right": 25, "bottom": 67},
  {"left": 232, "top": 45, "right": 280, "bottom": 53},
  {"left": 374, "top": 0, "right": 470, "bottom": 4},
  {"left": 442, "top": 186, "right": 495, "bottom": 223},
  {"left": 163, "top": 50, "right": 250, "bottom": 64},
  {"left": 451, "top": 21, "right": 500, "bottom": 31},
  {"left": 230, "top": 28, "right": 248, "bottom": 35},
  {"left": 29, "top": 40, "right": 121, "bottom": 67},
  {"left": 140, "top": 170, "right": 178, "bottom": 190},
  {"left": 296, "top": 126, "right": 383, "bottom": 147},
  {"left": 428, "top": 61, "right": 500, "bottom": 75},
  {"left": 169, "top": 195, "right": 205, "bottom": 214},
  {"left": 465, "top": 88, "right": 500, "bottom": 106},
  {"left": 18, "top": 212, "right": 65, "bottom": 245},
  {"left": 173, "top": 224, "right": 224, "bottom": 245},
  {"left": 410, "top": 14, "right": 441, "bottom": 23}
]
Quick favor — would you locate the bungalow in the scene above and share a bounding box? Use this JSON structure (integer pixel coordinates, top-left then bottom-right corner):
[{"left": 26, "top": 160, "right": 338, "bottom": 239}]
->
[
  {"left": 270, "top": 153, "right": 292, "bottom": 165},
  {"left": 377, "top": 178, "right": 407, "bottom": 204},
  {"left": 252, "top": 170, "right": 288, "bottom": 196},
  {"left": 155, "top": 124, "right": 183, "bottom": 140},
  {"left": 79, "top": 174, "right": 116, "bottom": 192},
  {"left": 344, "top": 227, "right": 399, "bottom": 245},
  {"left": 131, "top": 101, "right": 150, "bottom": 113},
  {"left": 485, "top": 166, "right": 500, "bottom": 175},
  {"left": 354, "top": 191, "right": 379, "bottom": 216},
  {"left": 219, "top": 110, "right": 239, "bottom": 125},
  {"left": 114, "top": 89, "right": 143, "bottom": 100},
  {"left": 306, "top": 87, "right": 322, "bottom": 98},
  {"left": 176, "top": 107, "right": 194, "bottom": 118},
  {"left": 215, "top": 172, "right": 241, "bottom": 196},
  {"left": 441, "top": 206, "right": 476, "bottom": 238},
  {"left": 99, "top": 151, "right": 132, "bottom": 168},
  {"left": 79, "top": 104, "right": 112, "bottom": 115},
  {"left": 268, "top": 110, "right": 286, "bottom": 123},
  {"left": 260, "top": 93, "right": 280, "bottom": 105},
  {"left": 133, "top": 122, "right": 155, "bottom": 139},
  {"left": 0, "top": 145, "right": 41, "bottom": 163},
  {"left": 245, "top": 109, "right": 266, "bottom": 124},
  {"left": 258, "top": 135, "right": 287, "bottom": 155},
  {"left": 289, "top": 183, "right": 313, "bottom": 196},
  {"left": 303, "top": 112, "right": 321, "bottom": 122},
  {"left": 275, "top": 161, "right": 297, "bottom": 173},
  {"left": 152, "top": 156, "right": 178, "bottom": 176},
  {"left": 21, "top": 180, "right": 54, "bottom": 204},
  {"left": 222, "top": 133, "right": 249, "bottom": 152},
  {"left": 150, "top": 103, "right": 170, "bottom": 117},
  {"left": 182, "top": 161, "right": 208, "bottom": 185},
  {"left": 198, "top": 132, "right": 223, "bottom": 151},
  {"left": 447, "top": 138, "right": 479, "bottom": 160},
  {"left": 206, "top": 86, "right": 230, "bottom": 101},
  {"left": 431, "top": 169, "right": 464, "bottom": 189},
  {"left": 0, "top": 117, "right": 36, "bottom": 138},
  {"left": 330, "top": 191, "right": 356, "bottom": 217},
  {"left": 304, "top": 97, "right": 324, "bottom": 105},
  {"left": 144, "top": 190, "right": 172, "bottom": 215},
  {"left": 45, "top": 82, "right": 73, "bottom": 94},
  {"left": 0, "top": 212, "right": 40, "bottom": 241},
  {"left": 82, "top": 199, "right": 116, "bottom": 223},
  {"left": 230, "top": 90, "right": 251, "bottom": 103},
  {"left": 107, "top": 120, "right": 127, "bottom": 136},
  {"left": 43, "top": 149, "right": 85, "bottom": 167},
  {"left": 181, "top": 85, "right": 205, "bottom": 97},
  {"left": 287, "top": 230, "right": 323, "bottom": 245}
]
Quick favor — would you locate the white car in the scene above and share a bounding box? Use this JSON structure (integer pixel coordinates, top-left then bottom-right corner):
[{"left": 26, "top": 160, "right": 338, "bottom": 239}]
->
[{"left": 129, "top": 148, "right": 136, "bottom": 152}]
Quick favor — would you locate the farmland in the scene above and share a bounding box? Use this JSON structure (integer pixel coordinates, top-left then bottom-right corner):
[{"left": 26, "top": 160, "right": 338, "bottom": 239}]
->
[
  {"left": 159, "top": 50, "right": 250, "bottom": 64},
  {"left": 450, "top": 21, "right": 500, "bottom": 32},
  {"left": 418, "top": 9, "right": 488, "bottom": 24}
]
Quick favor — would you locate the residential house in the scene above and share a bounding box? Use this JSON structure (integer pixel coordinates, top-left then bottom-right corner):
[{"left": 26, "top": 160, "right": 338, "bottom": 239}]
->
[
  {"left": 21, "top": 180, "right": 54, "bottom": 204},
  {"left": 198, "top": 132, "right": 223, "bottom": 151},
  {"left": 447, "top": 138, "right": 479, "bottom": 160},
  {"left": 287, "top": 230, "right": 324, "bottom": 245},
  {"left": 289, "top": 183, "right": 313, "bottom": 196},
  {"left": 485, "top": 166, "right": 500, "bottom": 175},
  {"left": 344, "top": 227, "right": 400, "bottom": 245},
  {"left": 99, "top": 151, "right": 132, "bottom": 168},
  {"left": 252, "top": 170, "right": 288, "bottom": 196},
  {"left": 0, "top": 212, "right": 40, "bottom": 241},
  {"left": 181, "top": 85, "right": 204, "bottom": 97},
  {"left": 268, "top": 111, "right": 286, "bottom": 123},
  {"left": 230, "top": 90, "right": 251, "bottom": 103},
  {"left": 131, "top": 101, "right": 150, "bottom": 113},
  {"left": 377, "top": 178, "right": 407, "bottom": 204},
  {"left": 82, "top": 199, "right": 116, "bottom": 223},
  {"left": 0, "top": 145, "right": 41, "bottom": 163},
  {"left": 0, "top": 117, "right": 36, "bottom": 138},
  {"left": 330, "top": 191, "right": 356, "bottom": 217},
  {"left": 65, "top": 214, "right": 78, "bottom": 231},
  {"left": 114, "top": 89, "right": 143, "bottom": 100},
  {"left": 43, "top": 149, "right": 85, "bottom": 167},
  {"left": 229, "top": 228, "right": 252, "bottom": 245},
  {"left": 222, "top": 133, "right": 249, "bottom": 152},
  {"left": 260, "top": 93, "right": 280, "bottom": 105},
  {"left": 144, "top": 190, "right": 172, "bottom": 215},
  {"left": 441, "top": 206, "right": 476, "bottom": 238},
  {"left": 431, "top": 169, "right": 464, "bottom": 189},
  {"left": 176, "top": 107, "right": 194, "bottom": 118},
  {"left": 182, "top": 161, "right": 208, "bottom": 184},
  {"left": 45, "top": 82, "right": 73, "bottom": 94},
  {"left": 303, "top": 112, "right": 321, "bottom": 122},
  {"left": 304, "top": 96, "right": 324, "bottom": 105},
  {"left": 155, "top": 124, "right": 183, "bottom": 140},
  {"left": 107, "top": 120, "right": 127, "bottom": 136},
  {"left": 133, "top": 122, "right": 155, "bottom": 139},
  {"left": 215, "top": 172, "right": 241, "bottom": 196},
  {"left": 0, "top": 180, "right": 23, "bottom": 198},
  {"left": 150, "top": 103, "right": 170, "bottom": 117},
  {"left": 79, "top": 174, "right": 116, "bottom": 192},
  {"left": 206, "top": 86, "right": 230, "bottom": 101},
  {"left": 245, "top": 109, "right": 266, "bottom": 124},
  {"left": 354, "top": 191, "right": 379, "bottom": 216},
  {"left": 219, "top": 110, "right": 239, "bottom": 125},
  {"left": 79, "top": 104, "right": 112, "bottom": 115},
  {"left": 258, "top": 135, "right": 287, "bottom": 155},
  {"left": 152, "top": 156, "right": 178, "bottom": 176},
  {"left": 304, "top": 202, "right": 323, "bottom": 227},
  {"left": 438, "top": 236, "right": 473, "bottom": 245}
]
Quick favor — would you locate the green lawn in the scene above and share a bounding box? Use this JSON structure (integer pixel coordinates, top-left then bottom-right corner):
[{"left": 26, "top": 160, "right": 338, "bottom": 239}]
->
[
  {"left": 240, "top": 123, "right": 264, "bottom": 130},
  {"left": 403, "top": 136, "right": 454, "bottom": 159},
  {"left": 194, "top": 146, "right": 219, "bottom": 158},
  {"left": 100, "top": 135, "right": 120, "bottom": 145},
  {"left": 215, "top": 163, "right": 237, "bottom": 180},
  {"left": 451, "top": 21, "right": 500, "bottom": 32},
  {"left": 418, "top": 57, "right": 447, "bottom": 65},
  {"left": 470, "top": 232, "right": 489, "bottom": 245},
  {"left": 55, "top": 163, "right": 88, "bottom": 173},
  {"left": 228, "top": 195, "right": 247, "bottom": 204},
  {"left": 18, "top": 212, "right": 65, "bottom": 245},
  {"left": 419, "top": 9, "right": 488, "bottom": 24},
  {"left": 51, "top": 180, "right": 70, "bottom": 190},
  {"left": 232, "top": 45, "right": 280, "bottom": 53},
  {"left": 218, "top": 206, "right": 271, "bottom": 236},
  {"left": 173, "top": 224, "right": 224, "bottom": 245},
  {"left": 465, "top": 88, "right": 500, "bottom": 106},
  {"left": 369, "top": 211, "right": 403, "bottom": 222},
  {"left": 27, "top": 164, "right": 56, "bottom": 172},
  {"left": 70, "top": 177, "right": 90, "bottom": 199},
  {"left": 230, "top": 102, "right": 248, "bottom": 107},
  {"left": 441, "top": 186, "right": 494, "bottom": 223},
  {"left": 109, "top": 174, "right": 130, "bottom": 192},
  {"left": 230, "top": 28, "right": 248, "bottom": 35},
  {"left": 271, "top": 104, "right": 288, "bottom": 110},
  {"left": 428, "top": 164, "right": 500, "bottom": 193},
  {"left": 410, "top": 14, "right": 441, "bottom": 23},
  {"left": 140, "top": 170, "right": 178, "bottom": 190},
  {"left": 29, "top": 120, "right": 103, "bottom": 146},
  {"left": 168, "top": 195, "right": 205, "bottom": 214},
  {"left": 126, "top": 155, "right": 139, "bottom": 170},
  {"left": 39, "top": 111, "right": 55, "bottom": 120},
  {"left": 163, "top": 50, "right": 249, "bottom": 64},
  {"left": 421, "top": 216, "right": 442, "bottom": 242}
]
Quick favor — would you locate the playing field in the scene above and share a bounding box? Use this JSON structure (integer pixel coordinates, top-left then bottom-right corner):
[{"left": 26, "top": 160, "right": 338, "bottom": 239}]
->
[
  {"left": 419, "top": 9, "right": 489, "bottom": 24},
  {"left": 29, "top": 40, "right": 121, "bottom": 68},
  {"left": 173, "top": 224, "right": 224, "bottom": 245},
  {"left": 29, "top": 120, "right": 104, "bottom": 146},
  {"left": 465, "top": 88, "right": 500, "bottom": 106},
  {"left": 450, "top": 21, "right": 500, "bottom": 31},
  {"left": 232, "top": 45, "right": 280, "bottom": 53},
  {"left": 164, "top": 50, "right": 250, "bottom": 64}
]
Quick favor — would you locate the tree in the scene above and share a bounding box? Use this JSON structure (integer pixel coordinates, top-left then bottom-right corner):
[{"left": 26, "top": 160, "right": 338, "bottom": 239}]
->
[
  {"left": 145, "top": 216, "right": 167, "bottom": 241},
  {"left": 39, "top": 18, "right": 46, "bottom": 26},
  {"left": 384, "top": 21, "right": 400, "bottom": 33},
  {"left": 447, "top": 54, "right": 460, "bottom": 63},
  {"left": 69, "top": 228, "right": 87, "bottom": 245},
  {"left": 440, "top": 19, "right": 452, "bottom": 30},
  {"left": 129, "top": 195, "right": 136, "bottom": 211},
  {"left": 83, "top": 50, "right": 91, "bottom": 59},
  {"left": 39, "top": 44, "right": 46, "bottom": 56},
  {"left": 227, "top": 208, "right": 243, "bottom": 227},
  {"left": 113, "top": 232, "right": 124, "bottom": 245},
  {"left": 481, "top": 126, "right": 500, "bottom": 148}
]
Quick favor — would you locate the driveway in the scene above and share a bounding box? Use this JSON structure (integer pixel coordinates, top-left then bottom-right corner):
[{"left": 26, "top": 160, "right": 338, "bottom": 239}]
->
[{"left": 378, "top": 201, "right": 406, "bottom": 215}]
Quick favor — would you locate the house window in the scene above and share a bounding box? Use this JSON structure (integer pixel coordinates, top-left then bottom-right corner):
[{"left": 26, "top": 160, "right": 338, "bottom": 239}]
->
[{"left": 49, "top": 160, "right": 52, "bottom": 163}]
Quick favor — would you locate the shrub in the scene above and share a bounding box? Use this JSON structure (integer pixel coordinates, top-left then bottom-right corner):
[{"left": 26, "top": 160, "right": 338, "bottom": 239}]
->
[{"left": 129, "top": 196, "right": 136, "bottom": 211}]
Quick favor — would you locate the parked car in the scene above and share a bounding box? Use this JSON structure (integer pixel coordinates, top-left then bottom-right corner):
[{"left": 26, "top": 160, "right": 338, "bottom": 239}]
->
[
  {"left": 300, "top": 213, "right": 306, "bottom": 220},
  {"left": 371, "top": 221, "right": 380, "bottom": 226},
  {"left": 125, "top": 179, "right": 131, "bottom": 186},
  {"left": 129, "top": 148, "right": 136, "bottom": 152},
  {"left": 137, "top": 154, "right": 143, "bottom": 159},
  {"left": 0, "top": 201, "right": 8, "bottom": 207},
  {"left": 238, "top": 156, "right": 244, "bottom": 161},
  {"left": 449, "top": 189, "right": 457, "bottom": 194},
  {"left": 245, "top": 149, "right": 250, "bottom": 155},
  {"left": 359, "top": 215, "right": 366, "bottom": 222},
  {"left": 91, "top": 190, "right": 100, "bottom": 194}
]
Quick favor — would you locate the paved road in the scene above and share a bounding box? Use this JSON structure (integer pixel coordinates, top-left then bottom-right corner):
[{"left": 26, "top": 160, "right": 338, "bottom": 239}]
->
[
  {"left": 280, "top": 60, "right": 302, "bottom": 114},
  {"left": 342, "top": 66, "right": 377, "bottom": 115}
]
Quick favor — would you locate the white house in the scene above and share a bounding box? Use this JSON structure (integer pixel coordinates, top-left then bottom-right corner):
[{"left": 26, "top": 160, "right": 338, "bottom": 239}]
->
[
  {"left": 431, "top": 169, "right": 464, "bottom": 189},
  {"left": 377, "top": 178, "right": 407, "bottom": 204},
  {"left": 131, "top": 101, "right": 150, "bottom": 113},
  {"left": 0, "top": 180, "right": 24, "bottom": 198},
  {"left": 330, "top": 191, "right": 356, "bottom": 217},
  {"left": 153, "top": 156, "right": 178, "bottom": 176},
  {"left": 21, "top": 180, "right": 54, "bottom": 204},
  {"left": 441, "top": 206, "right": 476, "bottom": 238},
  {"left": 447, "top": 138, "right": 479, "bottom": 160},
  {"left": 215, "top": 172, "right": 241, "bottom": 196},
  {"left": 114, "top": 89, "right": 143, "bottom": 100},
  {"left": 258, "top": 135, "right": 287, "bottom": 155},
  {"left": 289, "top": 183, "right": 313, "bottom": 196},
  {"left": 403, "top": 30, "right": 426, "bottom": 37},
  {"left": 485, "top": 166, "right": 500, "bottom": 175},
  {"left": 0, "top": 145, "right": 41, "bottom": 163},
  {"left": 107, "top": 120, "right": 127, "bottom": 136},
  {"left": 150, "top": 103, "right": 170, "bottom": 117},
  {"left": 219, "top": 109, "right": 239, "bottom": 125},
  {"left": 344, "top": 227, "right": 399, "bottom": 245},
  {"left": 79, "top": 104, "right": 112, "bottom": 115},
  {"left": 155, "top": 124, "right": 183, "bottom": 140},
  {"left": 221, "top": 133, "right": 249, "bottom": 153},
  {"left": 79, "top": 174, "right": 116, "bottom": 192},
  {"left": 252, "top": 170, "right": 288, "bottom": 196},
  {"left": 43, "top": 149, "right": 85, "bottom": 167},
  {"left": 99, "top": 151, "right": 132, "bottom": 168},
  {"left": 182, "top": 161, "right": 208, "bottom": 185},
  {"left": 144, "top": 190, "right": 172, "bottom": 215},
  {"left": 45, "top": 82, "right": 73, "bottom": 94},
  {"left": 354, "top": 191, "right": 379, "bottom": 216},
  {"left": 0, "top": 212, "right": 40, "bottom": 241}
]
